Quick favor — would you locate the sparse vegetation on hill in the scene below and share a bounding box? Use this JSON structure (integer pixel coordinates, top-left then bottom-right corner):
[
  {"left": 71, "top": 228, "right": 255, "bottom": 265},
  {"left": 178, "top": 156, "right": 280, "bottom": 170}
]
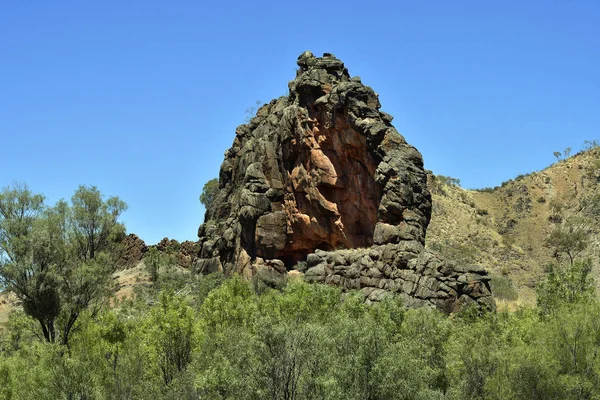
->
[{"left": 426, "top": 144, "right": 600, "bottom": 307}]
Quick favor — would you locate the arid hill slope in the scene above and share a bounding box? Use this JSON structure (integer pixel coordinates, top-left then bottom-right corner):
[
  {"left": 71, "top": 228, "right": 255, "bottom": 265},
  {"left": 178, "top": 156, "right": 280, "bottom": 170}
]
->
[{"left": 426, "top": 147, "right": 600, "bottom": 307}]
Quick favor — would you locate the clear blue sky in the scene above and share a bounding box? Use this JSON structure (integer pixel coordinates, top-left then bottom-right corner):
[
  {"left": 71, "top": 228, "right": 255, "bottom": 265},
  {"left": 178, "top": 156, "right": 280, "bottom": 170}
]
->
[{"left": 1, "top": 1, "right": 599, "bottom": 244}]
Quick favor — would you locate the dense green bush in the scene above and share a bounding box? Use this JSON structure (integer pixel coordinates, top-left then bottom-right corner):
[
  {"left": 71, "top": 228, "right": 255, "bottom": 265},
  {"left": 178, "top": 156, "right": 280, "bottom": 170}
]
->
[
  {"left": 1, "top": 275, "right": 600, "bottom": 399},
  {"left": 3, "top": 183, "right": 600, "bottom": 399},
  {"left": 199, "top": 178, "right": 219, "bottom": 215}
]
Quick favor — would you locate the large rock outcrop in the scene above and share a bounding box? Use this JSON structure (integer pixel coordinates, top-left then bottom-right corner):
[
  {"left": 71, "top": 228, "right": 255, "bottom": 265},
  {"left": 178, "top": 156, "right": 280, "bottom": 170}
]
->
[{"left": 196, "top": 51, "right": 494, "bottom": 312}]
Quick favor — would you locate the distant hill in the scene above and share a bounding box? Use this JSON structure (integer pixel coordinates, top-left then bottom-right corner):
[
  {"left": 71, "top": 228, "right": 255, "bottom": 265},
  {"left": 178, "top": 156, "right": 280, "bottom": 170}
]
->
[{"left": 426, "top": 146, "right": 600, "bottom": 309}]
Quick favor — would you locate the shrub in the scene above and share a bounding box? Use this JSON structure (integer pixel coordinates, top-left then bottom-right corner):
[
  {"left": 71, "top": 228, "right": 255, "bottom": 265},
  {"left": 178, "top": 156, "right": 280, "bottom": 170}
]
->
[
  {"left": 430, "top": 174, "right": 462, "bottom": 197},
  {"left": 199, "top": 178, "right": 219, "bottom": 214},
  {"left": 144, "top": 247, "right": 166, "bottom": 283},
  {"left": 436, "top": 175, "right": 461, "bottom": 187},
  {"left": 536, "top": 259, "right": 595, "bottom": 315},
  {"left": 490, "top": 275, "right": 518, "bottom": 301}
]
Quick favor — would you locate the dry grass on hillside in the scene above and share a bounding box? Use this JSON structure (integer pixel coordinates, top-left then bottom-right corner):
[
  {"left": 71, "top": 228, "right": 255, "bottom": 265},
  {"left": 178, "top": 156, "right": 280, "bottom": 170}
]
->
[{"left": 426, "top": 147, "right": 600, "bottom": 306}]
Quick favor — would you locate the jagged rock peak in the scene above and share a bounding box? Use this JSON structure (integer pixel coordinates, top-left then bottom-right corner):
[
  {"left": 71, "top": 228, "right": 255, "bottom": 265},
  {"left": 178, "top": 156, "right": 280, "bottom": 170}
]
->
[{"left": 196, "top": 52, "right": 494, "bottom": 313}]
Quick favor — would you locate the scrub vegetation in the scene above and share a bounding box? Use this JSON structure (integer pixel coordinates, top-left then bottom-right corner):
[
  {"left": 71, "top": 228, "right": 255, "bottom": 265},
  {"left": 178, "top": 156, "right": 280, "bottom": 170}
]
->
[
  {"left": 1, "top": 266, "right": 599, "bottom": 399},
  {"left": 3, "top": 143, "right": 600, "bottom": 400}
]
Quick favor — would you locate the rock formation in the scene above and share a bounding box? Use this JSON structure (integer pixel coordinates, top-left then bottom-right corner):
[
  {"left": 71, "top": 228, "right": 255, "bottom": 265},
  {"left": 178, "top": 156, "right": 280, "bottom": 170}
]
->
[
  {"left": 154, "top": 237, "right": 199, "bottom": 268},
  {"left": 119, "top": 234, "right": 149, "bottom": 267},
  {"left": 196, "top": 51, "right": 494, "bottom": 312},
  {"left": 118, "top": 235, "right": 200, "bottom": 269}
]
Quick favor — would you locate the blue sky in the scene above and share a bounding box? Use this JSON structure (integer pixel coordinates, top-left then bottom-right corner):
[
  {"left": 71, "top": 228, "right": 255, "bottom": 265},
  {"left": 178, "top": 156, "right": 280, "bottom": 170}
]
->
[{"left": 1, "top": 0, "right": 599, "bottom": 244}]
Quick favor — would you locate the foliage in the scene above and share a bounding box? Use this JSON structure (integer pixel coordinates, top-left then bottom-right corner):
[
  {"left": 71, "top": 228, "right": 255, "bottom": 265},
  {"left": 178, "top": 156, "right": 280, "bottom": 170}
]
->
[
  {"left": 490, "top": 275, "right": 519, "bottom": 301},
  {"left": 144, "top": 247, "right": 167, "bottom": 283},
  {"left": 553, "top": 151, "right": 562, "bottom": 162},
  {"left": 431, "top": 174, "right": 461, "bottom": 196},
  {"left": 579, "top": 191, "right": 600, "bottom": 218},
  {"left": 0, "top": 183, "right": 125, "bottom": 346},
  {"left": 437, "top": 175, "right": 461, "bottom": 187},
  {"left": 70, "top": 185, "right": 127, "bottom": 260},
  {"left": 539, "top": 206, "right": 596, "bottom": 316},
  {"left": 1, "top": 273, "right": 600, "bottom": 399},
  {"left": 199, "top": 178, "right": 219, "bottom": 214},
  {"left": 146, "top": 291, "right": 195, "bottom": 387},
  {"left": 4, "top": 182, "right": 600, "bottom": 399},
  {"left": 583, "top": 140, "right": 600, "bottom": 151},
  {"left": 244, "top": 100, "right": 263, "bottom": 123},
  {"left": 536, "top": 259, "right": 595, "bottom": 315},
  {"left": 544, "top": 217, "right": 589, "bottom": 265}
]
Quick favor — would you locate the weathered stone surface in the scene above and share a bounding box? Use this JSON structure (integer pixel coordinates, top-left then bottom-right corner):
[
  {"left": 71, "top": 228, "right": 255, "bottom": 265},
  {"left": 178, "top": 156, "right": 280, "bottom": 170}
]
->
[
  {"left": 152, "top": 237, "right": 200, "bottom": 268},
  {"left": 119, "top": 234, "right": 149, "bottom": 267},
  {"left": 294, "top": 244, "right": 493, "bottom": 312},
  {"left": 197, "top": 52, "right": 494, "bottom": 312}
]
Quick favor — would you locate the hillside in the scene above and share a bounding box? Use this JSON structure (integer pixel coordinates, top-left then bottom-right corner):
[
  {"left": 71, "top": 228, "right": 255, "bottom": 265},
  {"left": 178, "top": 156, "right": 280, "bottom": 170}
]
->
[{"left": 426, "top": 146, "right": 600, "bottom": 308}]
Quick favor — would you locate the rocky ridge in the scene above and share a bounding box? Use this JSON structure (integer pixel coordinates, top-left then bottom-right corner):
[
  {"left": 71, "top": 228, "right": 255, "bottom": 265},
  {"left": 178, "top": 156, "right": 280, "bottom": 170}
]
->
[
  {"left": 196, "top": 52, "right": 494, "bottom": 312},
  {"left": 118, "top": 234, "right": 199, "bottom": 269}
]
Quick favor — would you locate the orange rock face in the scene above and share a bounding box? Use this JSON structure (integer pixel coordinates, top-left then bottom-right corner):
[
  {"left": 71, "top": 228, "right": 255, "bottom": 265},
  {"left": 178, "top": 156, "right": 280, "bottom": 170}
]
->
[{"left": 276, "top": 113, "right": 379, "bottom": 264}]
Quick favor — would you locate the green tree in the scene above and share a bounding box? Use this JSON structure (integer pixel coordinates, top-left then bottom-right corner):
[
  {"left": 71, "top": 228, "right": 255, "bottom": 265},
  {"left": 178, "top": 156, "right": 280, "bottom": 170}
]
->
[
  {"left": 545, "top": 303, "right": 600, "bottom": 398},
  {"left": 553, "top": 151, "right": 562, "bottom": 162},
  {"left": 536, "top": 260, "right": 595, "bottom": 315},
  {"left": 545, "top": 217, "right": 589, "bottom": 265},
  {"left": 0, "top": 360, "right": 14, "bottom": 400},
  {"left": 145, "top": 247, "right": 166, "bottom": 284},
  {"left": 194, "top": 278, "right": 261, "bottom": 398},
  {"left": 0, "top": 184, "right": 126, "bottom": 345},
  {"left": 0, "top": 183, "right": 46, "bottom": 260},
  {"left": 199, "top": 178, "right": 219, "bottom": 214},
  {"left": 146, "top": 292, "right": 195, "bottom": 387},
  {"left": 58, "top": 185, "right": 126, "bottom": 346},
  {"left": 540, "top": 216, "right": 595, "bottom": 315},
  {"left": 71, "top": 185, "right": 127, "bottom": 260},
  {"left": 0, "top": 183, "right": 60, "bottom": 342}
]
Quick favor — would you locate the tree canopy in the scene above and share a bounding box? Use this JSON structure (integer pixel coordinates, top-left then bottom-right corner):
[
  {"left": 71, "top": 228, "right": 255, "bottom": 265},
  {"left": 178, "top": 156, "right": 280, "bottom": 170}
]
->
[
  {"left": 0, "top": 183, "right": 126, "bottom": 345},
  {"left": 199, "top": 178, "right": 219, "bottom": 216}
]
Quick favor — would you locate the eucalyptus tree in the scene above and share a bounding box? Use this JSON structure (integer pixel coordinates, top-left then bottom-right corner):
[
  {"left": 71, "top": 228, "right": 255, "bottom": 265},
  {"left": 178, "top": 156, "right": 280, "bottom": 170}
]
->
[{"left": 0, "top": 183, "right": 126, "bottom": 345}]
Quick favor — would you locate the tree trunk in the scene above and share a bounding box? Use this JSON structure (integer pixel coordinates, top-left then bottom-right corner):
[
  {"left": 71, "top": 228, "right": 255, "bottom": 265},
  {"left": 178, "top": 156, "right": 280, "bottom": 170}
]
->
[
  {"left": 61, "top": 312, "right": 78, "bottom": 346},
  {"left": 40, "top": 320, "right": 50, "bottom": 342}
]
